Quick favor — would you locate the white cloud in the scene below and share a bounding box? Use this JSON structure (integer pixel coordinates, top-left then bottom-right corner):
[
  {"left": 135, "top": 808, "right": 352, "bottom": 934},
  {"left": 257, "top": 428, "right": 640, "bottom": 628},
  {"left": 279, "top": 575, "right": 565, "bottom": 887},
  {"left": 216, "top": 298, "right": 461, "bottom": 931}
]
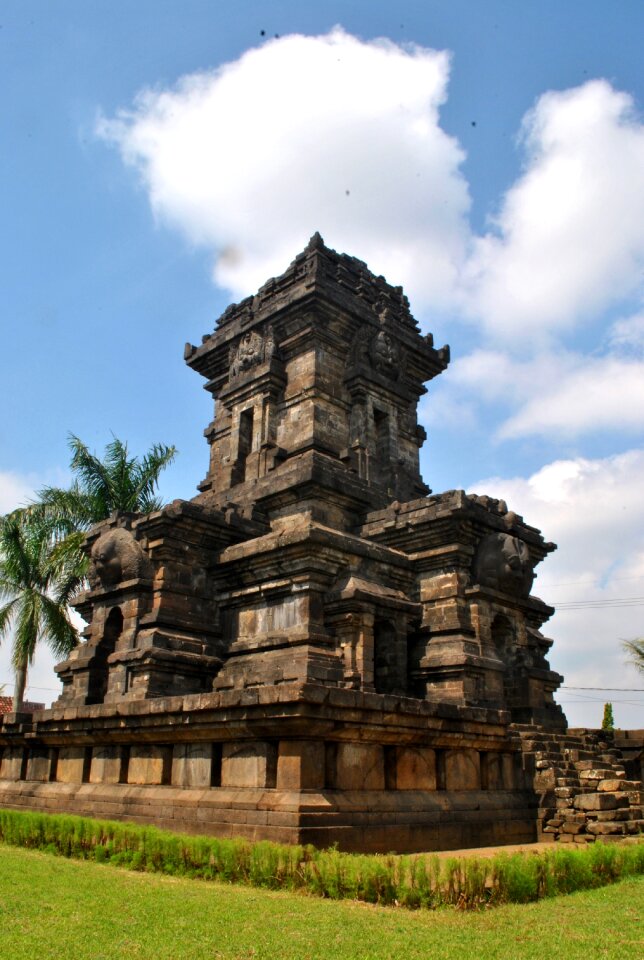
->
[
  {"left": 100, "top": 39, "right": 644, "bottom": 346},
  {"left": 499, "top": 356, "right": 644, "bottom": 439},
  {"left": 609, "top": 311, "right": 644, "bottom": 354},
  {"left": 0, "top": 470, "right": 37, "bottom": 514},
  {"left": 98, "top": 28, "right": 470, "bottom": 308},
  {"left": 430, "top": 346, "right": 644, "bottom": 441},
  {"left": 464, "top": 80, "right": 644, "bottom": 340},
  {"left": 472, "top": 450, "right": 644, "bottom": 728}
]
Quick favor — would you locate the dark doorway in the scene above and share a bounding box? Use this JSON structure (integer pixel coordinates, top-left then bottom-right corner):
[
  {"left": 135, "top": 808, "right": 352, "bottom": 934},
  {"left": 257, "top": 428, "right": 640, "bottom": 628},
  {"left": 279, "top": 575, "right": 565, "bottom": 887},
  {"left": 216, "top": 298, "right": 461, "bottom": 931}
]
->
[
  {"left": 374, "top": 619, "right": 402, "bottom": 694},
  {"left": 86, "top": 607, "right": 123, "bottom": 705},
  {"left": 491, "top": 614, "right": 515, "bottom": 706}
]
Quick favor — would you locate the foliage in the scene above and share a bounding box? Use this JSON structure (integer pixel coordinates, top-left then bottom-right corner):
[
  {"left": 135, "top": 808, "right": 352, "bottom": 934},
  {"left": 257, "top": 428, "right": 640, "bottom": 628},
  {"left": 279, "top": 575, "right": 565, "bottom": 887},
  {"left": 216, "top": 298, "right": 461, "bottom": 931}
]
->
[
  {"left": 0, "top": 808, "right": 642, "bottom": 911},
  {"left": 0, "top": 513, "right": 80, "bottom": 708},
  {"left": 34, "top": 434, "right": 177, "bottom": 537},
  {"left": 0, "top": 434, "right": 176, "bottom": 705},
  {"left": 623, "top": 638, "right": 644, "bottom": 676},
  {"left": 602, "top": 702, "right": 615, "bottom": 731},
  {"left": 2, "top": 844, "right": 643, "bottom": 960}
]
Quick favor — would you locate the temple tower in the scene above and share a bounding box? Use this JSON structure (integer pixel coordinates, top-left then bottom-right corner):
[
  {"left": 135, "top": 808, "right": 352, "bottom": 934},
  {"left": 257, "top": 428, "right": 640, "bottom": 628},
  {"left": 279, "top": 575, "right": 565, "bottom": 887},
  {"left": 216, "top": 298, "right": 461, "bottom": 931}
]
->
[
  {"left": 0, "top": 236, "right": 592, "bottom": 854},
  {"left": 185, "top": 233, "right": 449, "bottom": 529}
]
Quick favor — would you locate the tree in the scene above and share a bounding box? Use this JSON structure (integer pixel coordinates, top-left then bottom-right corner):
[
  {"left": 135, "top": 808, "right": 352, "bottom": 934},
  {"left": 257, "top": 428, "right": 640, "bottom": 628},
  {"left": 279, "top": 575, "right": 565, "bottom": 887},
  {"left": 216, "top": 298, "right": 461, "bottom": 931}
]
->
[
  {"left": 1, "top": 434, "right": 176, "bottom": 709},
  {"left": 37, "top": 434, "right": 177, "bottom": 532},
  {"left": 601, "top": 702, "right": 615, "bottom": 732},
  {"left": 29, "top": 434, "right": 176, "bottom": 578},
  {"left": 0, "top": 512, "right": 80, "bottom": 710},
  {"left": 623, "top": 638, "right": 644, "bottom": 676}
]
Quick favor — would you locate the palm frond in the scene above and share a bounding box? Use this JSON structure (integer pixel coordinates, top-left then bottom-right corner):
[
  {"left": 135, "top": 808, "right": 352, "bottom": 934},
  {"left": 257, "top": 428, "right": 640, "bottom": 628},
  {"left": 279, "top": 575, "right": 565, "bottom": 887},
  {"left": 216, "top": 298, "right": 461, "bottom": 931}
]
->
[
  {"left": 130, "top": 444, "right": 175, "bottom": 514},
  {"left": 0, "top": 431, "right": 177, "bottom": 688},
  {"left": 0, "top": 578, "right": 18, "bottom": 603},
  {"left": 68, "top": 434, "right": 115, "bottom": 514},
  {"left": 33, "top": 484, "right": 95, "bottom": 533},
  {"left": 623, "top": 638, "right": 644, "bottom": 675},
  {"left": 0, "top": 598, "right": 17, "bottom": 639},
  {"left": 40, "top": 594, "right": 79, "bottom": 658},
  {"left": 0, "top": 512, "right": 37, "bottom": 591},
  {"left": 49, "top": 535, "right": 87, "bottom": 605},
  {"left": 12, "top": 590, "right": 41, "bottom": 668}
]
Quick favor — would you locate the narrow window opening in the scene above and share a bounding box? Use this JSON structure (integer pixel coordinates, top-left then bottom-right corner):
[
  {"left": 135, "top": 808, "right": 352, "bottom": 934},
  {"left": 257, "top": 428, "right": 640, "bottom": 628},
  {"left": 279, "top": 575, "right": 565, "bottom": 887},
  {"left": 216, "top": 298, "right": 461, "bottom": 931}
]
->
[
  {"left": 373, "top": 408, "right": 390, "bottom": 487},
  {"left": 374, "top": 619, "right": 400, "bottom": 694},
  {"left": 118, "top": 745, "right": 130, "bottom": 784},
  {"left": 87, "top": 607, "right": 123, "bottom": 705},
  {"left": 82, "top": 747, "right": 92, "bottom": 783},
  {"left": 161, "top": 746, "right": 173, "bottom": 786},
  {"left": 234, "top": 408, "right": 254, "bottom": 483},
  {"left": 210, "top": 743, "right": 222, "bottom": 787}
]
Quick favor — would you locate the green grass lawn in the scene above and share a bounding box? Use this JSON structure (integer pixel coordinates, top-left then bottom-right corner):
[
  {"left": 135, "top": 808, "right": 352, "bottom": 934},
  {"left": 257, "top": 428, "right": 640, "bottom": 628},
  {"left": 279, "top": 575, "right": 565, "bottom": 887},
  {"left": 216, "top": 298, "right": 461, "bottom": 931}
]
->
[{"left": 0, "top": 845, "right": 642, "bottom": 960}]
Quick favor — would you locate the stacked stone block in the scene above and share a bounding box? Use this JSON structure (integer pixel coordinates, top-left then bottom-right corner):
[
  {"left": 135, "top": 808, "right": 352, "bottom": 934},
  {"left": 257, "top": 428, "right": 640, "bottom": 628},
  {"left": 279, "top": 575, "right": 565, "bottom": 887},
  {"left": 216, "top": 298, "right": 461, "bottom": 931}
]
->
[{"left": 515, "top": 726, "right": 644, "bottom": 842}]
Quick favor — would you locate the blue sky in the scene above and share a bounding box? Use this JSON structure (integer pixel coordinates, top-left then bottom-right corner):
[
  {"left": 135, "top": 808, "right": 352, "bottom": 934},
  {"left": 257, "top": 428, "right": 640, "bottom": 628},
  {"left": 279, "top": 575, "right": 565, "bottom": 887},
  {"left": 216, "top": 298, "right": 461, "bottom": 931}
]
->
[{"left": 2, "top": 1, "right": 644, "bottom": 725}]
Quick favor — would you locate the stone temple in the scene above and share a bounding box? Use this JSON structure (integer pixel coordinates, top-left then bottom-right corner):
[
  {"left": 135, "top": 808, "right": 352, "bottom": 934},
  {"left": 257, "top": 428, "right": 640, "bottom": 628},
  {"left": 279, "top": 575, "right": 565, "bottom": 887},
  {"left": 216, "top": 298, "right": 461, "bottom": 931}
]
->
[{"left": 0, "top": 236, "right": 641, "bottom": 850}]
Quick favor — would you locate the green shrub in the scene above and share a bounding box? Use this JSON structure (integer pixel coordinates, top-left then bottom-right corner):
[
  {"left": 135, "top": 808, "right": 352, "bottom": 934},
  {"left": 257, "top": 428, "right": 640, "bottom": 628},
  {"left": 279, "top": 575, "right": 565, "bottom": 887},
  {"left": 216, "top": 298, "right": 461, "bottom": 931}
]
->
[{"left": 0, "top": 808, "right": 642, "bottom": 911}]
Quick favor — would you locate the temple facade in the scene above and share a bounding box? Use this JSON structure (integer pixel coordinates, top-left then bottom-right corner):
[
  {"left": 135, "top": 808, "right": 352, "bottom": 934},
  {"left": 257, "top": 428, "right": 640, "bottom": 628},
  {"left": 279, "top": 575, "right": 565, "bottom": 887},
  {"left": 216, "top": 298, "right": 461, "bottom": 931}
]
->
[{"left": 1, "top": 236, "right": 638, "bottom": 851}]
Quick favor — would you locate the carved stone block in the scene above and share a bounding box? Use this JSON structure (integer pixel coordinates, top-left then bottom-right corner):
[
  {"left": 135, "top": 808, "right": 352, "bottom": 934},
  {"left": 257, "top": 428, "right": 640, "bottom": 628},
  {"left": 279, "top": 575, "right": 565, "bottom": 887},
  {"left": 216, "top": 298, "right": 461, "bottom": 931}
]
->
[
  {"left": 57, "top": 747, "right": 87, "bottom": 783},
  {"left": 0, "top": 748, "right": 24, "bottom": 781},
  {"left": 171, "top": 743, "right": 213, "bottom": 788},
  {"left": 276, "top": 740, "right": 325, "bottom": 791},
  {"left": 221, "top": 742, "right": 277, "bottom": 788},
  {"left": 473, "top": 532, "right": 534, "bottom": 596},
  {"left": 395, "top": 747, "right": 437, "bottom": 790},
  {"left": 335, "top": 743, "right": 385, "bottom": 791},
  {"left": 89, "top": 746, "right": 123, "bottom": 784},
  {"left": 90, "top": 527, "right": 152, "bottom": 588},
  {"left": 444, "top": 749, "right": 481, "bottom": 791},
  {"left": 127, "top": 745, "right": 171, "bottom": 785},
  {"left": 26, "top": 748, "right": 51, "bottom": 782}
]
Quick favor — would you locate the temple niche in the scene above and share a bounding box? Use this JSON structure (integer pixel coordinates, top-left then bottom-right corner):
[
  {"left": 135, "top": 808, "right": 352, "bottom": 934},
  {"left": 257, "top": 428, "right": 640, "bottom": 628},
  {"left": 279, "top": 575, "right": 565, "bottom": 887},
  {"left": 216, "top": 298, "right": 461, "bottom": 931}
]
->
[{"left": 7, "top": 233, "right": 634, "bottom": 855}]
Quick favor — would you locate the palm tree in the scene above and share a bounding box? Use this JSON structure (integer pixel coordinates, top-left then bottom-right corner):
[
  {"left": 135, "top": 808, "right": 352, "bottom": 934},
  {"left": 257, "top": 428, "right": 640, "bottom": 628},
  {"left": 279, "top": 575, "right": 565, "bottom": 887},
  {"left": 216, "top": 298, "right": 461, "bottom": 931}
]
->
[
  {"left": 27, "top": 434, "right": 176, "bottom": 576},
  {"left": 623, "top": 639, "right": 644, "bottom": 676},
  {"left": 37, "top": 434, "right": 177, "bottom": 532},
  {"left": 0, "top": 512, "right": 80, "bottom": 710},
  {"left": 1, "top": 434, "right": 176, "bottom": 709}
]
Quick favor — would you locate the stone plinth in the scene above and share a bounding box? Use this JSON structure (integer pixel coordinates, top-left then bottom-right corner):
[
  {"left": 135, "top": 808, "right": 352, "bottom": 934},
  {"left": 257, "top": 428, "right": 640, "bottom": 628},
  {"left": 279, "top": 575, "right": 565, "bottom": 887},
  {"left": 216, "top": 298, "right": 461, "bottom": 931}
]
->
[{"left": 0, "top": 682, "right": 539, "bottom": 853}]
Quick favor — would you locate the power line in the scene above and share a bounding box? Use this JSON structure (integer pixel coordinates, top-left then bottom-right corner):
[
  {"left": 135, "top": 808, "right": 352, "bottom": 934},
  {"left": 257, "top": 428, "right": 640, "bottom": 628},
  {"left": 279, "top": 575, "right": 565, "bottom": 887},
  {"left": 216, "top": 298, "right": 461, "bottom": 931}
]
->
[
  {"left": 561, "top": 686, "right": 644, "bottom": 691},
  {"left": 541, "top": 575, "right": 644, "bottom": 589},
  {"left": 556, "top": 596, "right": 644, "bottom": 609}
]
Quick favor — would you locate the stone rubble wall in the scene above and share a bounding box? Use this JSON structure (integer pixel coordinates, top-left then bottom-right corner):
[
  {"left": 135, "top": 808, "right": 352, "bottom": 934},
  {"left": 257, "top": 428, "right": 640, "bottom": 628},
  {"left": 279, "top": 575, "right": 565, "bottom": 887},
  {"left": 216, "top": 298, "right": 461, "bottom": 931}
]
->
[{"left": 515, "top": 725, "right": 644, "bottom": 842}]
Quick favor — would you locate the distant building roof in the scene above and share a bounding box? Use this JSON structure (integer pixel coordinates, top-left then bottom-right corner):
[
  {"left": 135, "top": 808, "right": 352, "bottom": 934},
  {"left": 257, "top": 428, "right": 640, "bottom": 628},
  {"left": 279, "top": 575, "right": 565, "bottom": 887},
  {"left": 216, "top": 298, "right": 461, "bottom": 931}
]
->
[{"left": 0, "top": 696, "right": 45, "bottom": 715}]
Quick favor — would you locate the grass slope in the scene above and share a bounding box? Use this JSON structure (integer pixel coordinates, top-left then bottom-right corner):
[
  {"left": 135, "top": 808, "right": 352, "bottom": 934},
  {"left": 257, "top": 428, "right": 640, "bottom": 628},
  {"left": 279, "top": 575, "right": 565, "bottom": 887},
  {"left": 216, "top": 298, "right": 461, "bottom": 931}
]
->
[{"left": 0, "top": 845, "right": 642, "bottom": 960}]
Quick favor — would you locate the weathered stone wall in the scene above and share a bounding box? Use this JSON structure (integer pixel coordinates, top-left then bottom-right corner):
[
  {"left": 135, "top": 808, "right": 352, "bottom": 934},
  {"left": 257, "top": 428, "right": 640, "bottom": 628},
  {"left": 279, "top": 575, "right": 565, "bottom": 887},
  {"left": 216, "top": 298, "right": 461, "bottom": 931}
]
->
[
  {"left": 0, "top": 683, "right": 538, "bottom": 852},
  {"left": 516, "top": 727, "right": 644, "bottom": 842}
]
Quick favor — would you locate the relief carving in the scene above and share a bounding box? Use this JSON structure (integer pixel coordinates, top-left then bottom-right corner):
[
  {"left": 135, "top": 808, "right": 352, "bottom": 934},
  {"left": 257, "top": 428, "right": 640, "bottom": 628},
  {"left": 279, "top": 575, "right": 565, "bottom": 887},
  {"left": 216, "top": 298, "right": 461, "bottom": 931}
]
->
[
  {"left": 473, "top": 532, "right": 534, "bottom": 597},
  {"left": 372, "top": 329, "right": 399, "bottom": 378},
  {"left": 229, "top": 325, "right": 277, "bottom": 378},
  {"left": 348, "top": 325, "right": 402, "bottom": 379},
  {"left": 348, "top": 326, "right": 371, "bottom": 367},
  {"left": 90, "top": 529, "right": 152, "bottom": 588}
]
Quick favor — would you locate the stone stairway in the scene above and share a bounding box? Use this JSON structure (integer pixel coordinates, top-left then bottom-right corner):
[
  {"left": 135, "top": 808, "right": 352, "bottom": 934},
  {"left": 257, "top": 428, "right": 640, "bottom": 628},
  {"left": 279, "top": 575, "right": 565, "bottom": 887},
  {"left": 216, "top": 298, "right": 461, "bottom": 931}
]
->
[{"left": 512, "top": 725, "right": 644, "bottom": 843}]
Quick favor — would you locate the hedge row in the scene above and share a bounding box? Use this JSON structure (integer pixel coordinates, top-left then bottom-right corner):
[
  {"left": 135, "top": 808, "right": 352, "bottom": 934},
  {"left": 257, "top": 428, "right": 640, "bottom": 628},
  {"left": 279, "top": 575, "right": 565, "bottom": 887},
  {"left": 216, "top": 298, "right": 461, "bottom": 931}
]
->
[{"left": 0, "top": 808, "right": 643, "bottom": 909}]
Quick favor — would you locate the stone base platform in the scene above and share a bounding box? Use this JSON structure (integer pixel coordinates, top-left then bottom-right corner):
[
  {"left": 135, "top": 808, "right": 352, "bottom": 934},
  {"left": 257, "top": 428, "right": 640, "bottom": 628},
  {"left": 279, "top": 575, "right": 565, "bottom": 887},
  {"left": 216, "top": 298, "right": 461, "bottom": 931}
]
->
[
  {"left": 0, "top": 682, "right": 538, "bottom": 853},
  {"left": 0, "top": 782, "right": 537, "bottom": 853}
]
